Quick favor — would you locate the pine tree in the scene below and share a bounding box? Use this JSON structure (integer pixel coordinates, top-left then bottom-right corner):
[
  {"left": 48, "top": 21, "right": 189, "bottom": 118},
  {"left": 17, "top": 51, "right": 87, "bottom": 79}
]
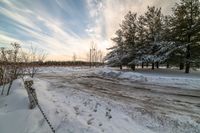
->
[
  {"left": 154, "top": 15, "right": 181, "bottom": 68},
  {"left": 172, "top": 0, "right": 200, "bottom": 73},
  {"left": 104, "top": 29, "right": 125, "bottom": 69},
  {"left": 105, "top": 2, "right": 200, "bottom": 71},
  {"left": 120, "top": 11, "right": 138, "bottom": 70},
  {"left": 135, "top": 15, "right": 147, "bottom": 68},
  {"left": 143, "top": 6, "right": 162, "bottom": 69}
]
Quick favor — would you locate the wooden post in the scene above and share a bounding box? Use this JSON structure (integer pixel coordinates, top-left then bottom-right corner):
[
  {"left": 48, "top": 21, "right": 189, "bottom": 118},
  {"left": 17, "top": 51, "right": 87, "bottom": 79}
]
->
[{"left": 24, "top": 80, "right": 37, "bottom": 109}]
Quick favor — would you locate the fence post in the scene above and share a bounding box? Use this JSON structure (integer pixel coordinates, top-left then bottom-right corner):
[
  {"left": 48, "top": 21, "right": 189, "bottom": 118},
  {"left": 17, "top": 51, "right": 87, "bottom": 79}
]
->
[{"left": 24, "top": 80, "right": 37, "bottom": 109}]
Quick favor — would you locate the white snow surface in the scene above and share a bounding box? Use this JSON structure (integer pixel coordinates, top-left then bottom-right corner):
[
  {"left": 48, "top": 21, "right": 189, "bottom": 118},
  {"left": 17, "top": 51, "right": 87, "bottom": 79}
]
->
[
  {"left": 0, "top": 79, "right": 154, "bottom": 133},
  {"left": 0, "top": 67, "right": 200, "bottom": 133},
  {"left": 95, "top": 67, "right": 200, "bottom": 90}
]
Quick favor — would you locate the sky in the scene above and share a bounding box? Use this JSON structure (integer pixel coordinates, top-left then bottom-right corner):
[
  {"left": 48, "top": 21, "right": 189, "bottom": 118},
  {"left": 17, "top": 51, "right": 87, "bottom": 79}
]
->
[{"left": 0, "top": 0, "right": 179, "bottom": 61}]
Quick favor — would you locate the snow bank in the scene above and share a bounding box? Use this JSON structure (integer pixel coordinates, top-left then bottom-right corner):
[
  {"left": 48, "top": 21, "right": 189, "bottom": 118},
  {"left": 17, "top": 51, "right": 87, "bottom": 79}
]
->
[
  {"left": 95, "top": 67, "right": 200, "bottom": 90},
  {"left": 38, "top": 66, "right": 89, "bottom": 74},
  {"left": 0, "top": 78, "right": 154, "bottom": 133},
  {"left": 145, "top": 75, "right": 200, "bottom": 90},
  {"left": 119, "top": 72, "right": 147, "bottom": 81},
  {"left": 30, "top": 66, "right": 200, "bottom": 90},
  {"left": 0, "top": 79, "right": 44, "bottom": 133},
  {"left": 95, "top": 68, "right": 147, "bottom": 82}
]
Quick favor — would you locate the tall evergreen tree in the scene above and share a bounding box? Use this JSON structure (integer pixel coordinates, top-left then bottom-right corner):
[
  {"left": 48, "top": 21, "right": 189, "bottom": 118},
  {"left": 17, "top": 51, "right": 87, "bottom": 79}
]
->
[
  {"left": 105, "top": 2, "right": 200, "bottom": 72},
  {"left": 155, "top": 15, "right": 184, "bottom": 68},
  {"left": 134, "top": 15, "right": 147, "bottom": 68},
  {"left": 172, "top": 0, "right": 200, "bottom": 73},
  {"left": 143, "top": 6, "right": 162, "bottom": 69},
  {"left": 120, "top": 11, "right": 138, "bottom": 70},
  {"left": 104, "top": 29, "right": 125, "bottom": 69}
]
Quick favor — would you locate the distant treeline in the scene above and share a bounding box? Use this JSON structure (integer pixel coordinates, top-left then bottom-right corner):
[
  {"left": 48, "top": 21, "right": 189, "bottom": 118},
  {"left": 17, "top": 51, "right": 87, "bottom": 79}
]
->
[
  {"left": 42, "top": 61, "right": 104, "bottom": 66},
  {"left": 0, "top": 61, "right": 104, "bottom": 67},
  {"left": 0, "top": 43, "right": 104, "bottom": 96}
]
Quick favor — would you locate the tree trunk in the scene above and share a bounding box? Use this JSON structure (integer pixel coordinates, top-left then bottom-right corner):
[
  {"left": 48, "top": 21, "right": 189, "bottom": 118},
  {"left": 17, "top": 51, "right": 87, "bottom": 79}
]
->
[
  {"left": 146, "top": 63, "right": 149, "bottom": 68},
  {"left": 166, "top": 62, "right": 169, "bottom": 68},
  {"left": 120, "top": 65, "right": 122, "bottom": 70},
  {"left": 131, "top": 65, "right": 135, "bottom": 71},
  {"left": 142, "top": 62, "right": 144, "bottom": 68},
  {"left": 179, "top": 63, "right": 184, "bottom": 70},
  {"left": 7, "top": 80, "right": 13, "bottom": 96},
  {"left": 185, "top": 60, "right": 190, "bottom": 73},
  {"left": 152, "top": 62, "right": 154, "bottom": 70},
  {"left": 156, "top": 62, "right": 159, "bottom": 69},
  {"left": 185, "top": 37, "right": 191, "bottom": 73},
  {"left": 1, "top": 82, "right": 6, "bottom": 95}
]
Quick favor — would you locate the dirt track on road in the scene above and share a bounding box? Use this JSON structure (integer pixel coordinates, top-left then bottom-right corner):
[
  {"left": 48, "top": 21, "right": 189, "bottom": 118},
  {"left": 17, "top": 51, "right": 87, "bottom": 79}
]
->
[{"left": 37, "top": 72, "right": 200, "bottom": 133}]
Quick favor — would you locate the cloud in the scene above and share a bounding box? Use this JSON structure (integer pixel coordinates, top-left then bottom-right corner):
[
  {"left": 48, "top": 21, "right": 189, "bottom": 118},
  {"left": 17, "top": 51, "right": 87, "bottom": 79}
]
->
[
  {"left": 0, "top": 33, "right": 21, "bottom": 48},
  {"left": 101, "top": 0, "right": 179, "bottom": 44},
  {"left": 0, "top": 0, "right": 92, "bottom": 60},
  {"left": 0, "top": 0, "right": 179, "bottom": 61},
  {"left": 85, "top": 0, "right": 179, "bottom": 52}
]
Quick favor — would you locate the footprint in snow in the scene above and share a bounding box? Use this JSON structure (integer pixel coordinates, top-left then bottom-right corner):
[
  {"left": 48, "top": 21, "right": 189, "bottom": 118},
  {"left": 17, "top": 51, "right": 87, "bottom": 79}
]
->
[
  {"left": 87, "top": 118, "right": 94, "bottom": 125},
  {"left": 105, "top": 108, "right": 112, "bottom": 119}
]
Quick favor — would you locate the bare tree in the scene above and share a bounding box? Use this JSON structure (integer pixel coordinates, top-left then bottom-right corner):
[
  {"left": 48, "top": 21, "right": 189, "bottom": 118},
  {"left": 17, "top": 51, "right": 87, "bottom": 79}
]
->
[
  {"left": 88, "top": 41, "right": 104, "bottom": 67},
  {"left": 0, "top": 43, "right": 47, "bottom": 96},
  {"left": 89, "top": 42, "right": 97, "bottom": 67},
  {"left": 97, "top": 50, "right": 104, "bottom": 63},
  {"left": 72, "top": 53, "right": 77, "bottom": 62},
  {"left": 27, "top": 46, "right": 47, "bottom": 78},
  {"left": 6, "top": 43, "right": 22, "bottom": 95},
  {"left": 0, "top": 47, "right": 8, "bottom": 95}
]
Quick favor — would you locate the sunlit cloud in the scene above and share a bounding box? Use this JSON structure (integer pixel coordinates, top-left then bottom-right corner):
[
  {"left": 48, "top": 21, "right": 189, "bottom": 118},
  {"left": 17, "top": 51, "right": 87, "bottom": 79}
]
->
[{"left": 0, "top": 0, "right": 178, "bottom": 61}]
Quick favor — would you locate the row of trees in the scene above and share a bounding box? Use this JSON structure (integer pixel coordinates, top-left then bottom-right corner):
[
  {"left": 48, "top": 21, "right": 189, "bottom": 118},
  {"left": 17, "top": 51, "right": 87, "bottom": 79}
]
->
[
  {"left": 86, "top": 42, "right": 104, "bottom": 67},
  {"left": 72, "top": 42, "right": 104, "bottom": 64},
  {"left": 0, "top": 43, "right": 46, "bottom": 95},
  {"left": 0, "top": 42, "right": 105, "bottom": 95},
  {"left": 105, "top": 0, "right": 200, "bottom": 73},
  {"left": 33, "top": 61, "right": 103, "bottom": 66}
]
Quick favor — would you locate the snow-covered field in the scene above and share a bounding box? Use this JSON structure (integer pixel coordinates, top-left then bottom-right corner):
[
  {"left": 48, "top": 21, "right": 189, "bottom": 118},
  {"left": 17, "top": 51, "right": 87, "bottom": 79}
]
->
[{"left": 0, "top": 67, "right": 200, "bottom": 133}]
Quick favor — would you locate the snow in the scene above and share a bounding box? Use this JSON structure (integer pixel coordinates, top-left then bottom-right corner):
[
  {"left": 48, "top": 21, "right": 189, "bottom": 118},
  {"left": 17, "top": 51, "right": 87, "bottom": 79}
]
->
[
  {"left": 0, "top": 67, "right": 200, "bottom": 133},
  {"left": 37, "top": 66, "right": 89, "bottom": 74},
  {"left": 95, "top": 68, "right": 147, "bottom": 82},
  {"left": 0, "top": 74, "right": 154, "bottom": 133},
  {"left": 95, "top": 67, "right": 200, "bottom": 90}
]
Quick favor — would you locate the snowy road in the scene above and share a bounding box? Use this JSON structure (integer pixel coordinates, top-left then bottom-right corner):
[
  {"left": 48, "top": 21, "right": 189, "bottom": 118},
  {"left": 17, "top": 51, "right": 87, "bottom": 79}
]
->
[
  {"left": 1, "top": 67, "right": 199, "bottom": 133},
  {"left": 36, "top": 68, "right": 200, "bottom": 133}
]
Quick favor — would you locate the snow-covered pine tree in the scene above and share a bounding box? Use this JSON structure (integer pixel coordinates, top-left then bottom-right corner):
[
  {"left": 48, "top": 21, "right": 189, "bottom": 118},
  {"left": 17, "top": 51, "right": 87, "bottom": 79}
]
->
[
  {"left": 104, "top": 29, "right": 125, "bottom": 69},
  {"left": 142, "top": 6, "right": 162, "bottom": 69},
  {"left": 154, "top": 15, "right": 183, "bottom": 69},
  {"left": 120, "top": 11, "right": 138, "bottom": 70},
  {"left": 134, "top": 15, "right": 148, "bottom": 68},
  {"left": 157, "top": 15, "right": 173, "bottom": 67},
  {"left": 172, "top": 0, "right": 200, "bottom": 73},
  {"left": 162, "top": 15, "right": 186, "bottom": 70}
]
